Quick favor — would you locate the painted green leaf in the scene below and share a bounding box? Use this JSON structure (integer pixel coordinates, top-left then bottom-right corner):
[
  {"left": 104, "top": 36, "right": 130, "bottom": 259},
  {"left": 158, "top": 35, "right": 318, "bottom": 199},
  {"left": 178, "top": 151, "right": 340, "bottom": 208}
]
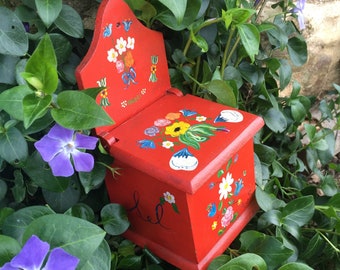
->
[
  {"left": 158, "top": 0, "right": 187, "bottom": 23},
  {"left": 0, "top": 85, "right": 33, "bottom": 121},
  {"left": 54, "top": 5, "right": 84, "bottom": 38},
  {"left": 237, "top": 23, "right": 260, "bottom": 63},
  {"left": 0, "top": 7, "right": 28, "bottom": 56},
  {"left": 101, "top": 203, "right": 130, "bottom": 236},
  {"left": 23, "top": 93, "right": 52, "bottom": 129},
  {"left": 24, "top": 34, "right": 58, "bottom": 94},
  {"left": 2, "top": 206, "right": 54, "bottom": 244},
  {"left": 35, "top": 0, "right": 62, "bottom": 27},
  {"left": 23, "top": 214, "right": 106, "bottom": 268},
  {"left": 51, "top": 91, "right": 114, "bottom": 130},
  {"left": 0, "top": 127, "right": 28, "bottom": 164}
]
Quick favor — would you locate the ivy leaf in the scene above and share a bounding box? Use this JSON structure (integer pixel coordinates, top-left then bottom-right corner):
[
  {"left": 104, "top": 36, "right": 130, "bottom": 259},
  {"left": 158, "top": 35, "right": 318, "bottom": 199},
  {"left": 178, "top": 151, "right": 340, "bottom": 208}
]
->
[
  {"left": 0, "top": 235, "right": 21, "bottom": 265},
  {"left": 23, "top": 34, "right": 58, "bottom": 94},
  {"left": 206, "top": 80, "right": 237, "bottom": 107},
  {"left": 240, "top": 230, "right": 294, "bottom": 269},
  {"left": 23, "top": 93, "right": 52, "bottom": 129},
  {"left": 54, "top": 5, "right": 84, "bottom": 38},
  {"left": 237, "top": 23, "right": 260, "bottom": 63},
  {"left": 0, "top": 85, "right": 33, "bottom": 121},
  {"left": 101, "top": 203, "right": 130, "bottom": 236},
  {"left": 35, "top": 0, "right": 62, "bottom": 28},
  {"left": 158, "top": 0, "right": 187, "bottom": 23},
  {"left": 263, "top": 108, "right": 287, "bottom": 133},
  {"left": 281, "top": 196, "right": 314, "bottom": 227},
  {"left": 51, "top": 91, "right": 114, "bottom": 130},
  {"left": 23, "top": 151, "right": 69, "bottom": 192},
  {"left": 0, "top": 7, "right": 28, "bottom": 56},
  {"left": 2, "top": 206, "right": 54, "bottom": 244},
  {"left": 287, "top": 36, "right": 307, "bottom": 66},
  {"left": 23, "top": 214, "right": 106, "bottom": 268},
  {"left": 81, "top": 240, "right": 111, "bottom": 270},
  {"left": 155, "top": 0, "right": 200, "bottom": 31},
  {"left": 218, "top": 253, "right": 267, "bottom": 270},
  {"left": 0, "top": 127, "right": 28, "bottom": 165}
]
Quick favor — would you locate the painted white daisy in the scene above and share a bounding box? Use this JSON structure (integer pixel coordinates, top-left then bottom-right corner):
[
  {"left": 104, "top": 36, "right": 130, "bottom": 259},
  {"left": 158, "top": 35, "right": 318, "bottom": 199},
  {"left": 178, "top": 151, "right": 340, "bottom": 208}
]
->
[{"left": 218, "top": 172, "right": 234, "bottom": 201}]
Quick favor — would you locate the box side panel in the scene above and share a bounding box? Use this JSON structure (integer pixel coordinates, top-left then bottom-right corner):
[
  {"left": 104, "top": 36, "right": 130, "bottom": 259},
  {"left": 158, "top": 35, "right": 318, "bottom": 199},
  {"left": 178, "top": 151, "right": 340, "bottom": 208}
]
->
[
  {"left": 105, "top": 160, "right": 198, "bottom": 263},
  {"left": 187, "top": 139, "right": 257, "bottom": 262}
]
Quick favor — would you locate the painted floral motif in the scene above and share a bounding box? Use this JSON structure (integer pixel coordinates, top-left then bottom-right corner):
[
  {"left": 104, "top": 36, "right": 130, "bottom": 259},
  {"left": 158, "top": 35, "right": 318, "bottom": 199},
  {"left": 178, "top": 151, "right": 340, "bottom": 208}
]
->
[
  {"left": 160, "top": 191, "right": 179, "bottom": 213},
  {"left": 207, "top": 155, "right": 245, "bottom": 236},
  {"left": 169, "top": 148, "right": 199, "bottom": 171},
  {"left": 106, "top": 35, "right": 137, "bottom": 88},
  {"left": 138, "top": 109, "right": 240, "bottom": 171},
  {"left": 97, "top": 77, "right": 110, "bottom": 106},
  {"left": 218, "top": 172, "right": 234, "bottom": 200},
  {"left": 149, "top": 55, "right": 158, "bottom": 82},
  {"left": 165, "top": 121, "right": 191, "bottom": 137}
]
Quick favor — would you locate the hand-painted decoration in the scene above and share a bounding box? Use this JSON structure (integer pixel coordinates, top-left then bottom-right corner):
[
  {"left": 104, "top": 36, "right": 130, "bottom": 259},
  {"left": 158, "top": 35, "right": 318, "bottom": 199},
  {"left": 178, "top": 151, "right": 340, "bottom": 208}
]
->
[
  {"left": 207, "top": 154, "right": 246, "bottom": 236},
  {"left": 214, "top": 110, "right": 243, "bottom": 123},
  {"left": 137, "top": 109, "right": 244, "bottom": 171},
  {"left": 149, "top": 55, "right": 158, "bottom": 82},
  {"left": 129, "top": 190, "right": 179, "bottom": 228},
  {"left": 96, "top": 77, "right": 110, "bottom": 106},
  {"left": 105, "top": 18, "right": 137, "bottom": 89}
]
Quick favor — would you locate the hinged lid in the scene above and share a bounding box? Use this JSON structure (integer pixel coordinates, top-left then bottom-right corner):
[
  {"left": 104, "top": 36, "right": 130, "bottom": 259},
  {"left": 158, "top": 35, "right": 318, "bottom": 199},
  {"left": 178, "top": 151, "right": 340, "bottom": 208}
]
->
[{"left": 76, "top": 0, "right": 171, "bottom": 136}]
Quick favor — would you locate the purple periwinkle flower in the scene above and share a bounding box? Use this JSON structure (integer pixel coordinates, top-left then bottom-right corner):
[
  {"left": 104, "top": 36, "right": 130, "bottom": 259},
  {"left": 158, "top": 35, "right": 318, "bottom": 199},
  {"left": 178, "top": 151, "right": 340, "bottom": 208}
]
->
[
  {"left": 0, "top": 235, "right": 79, "bottom": 270},
  {"left": 292, "top": 0, "right": 306, "bottom": 30},
  {"left": 34, "top": 124, "right": 98, "bottom": 177}
]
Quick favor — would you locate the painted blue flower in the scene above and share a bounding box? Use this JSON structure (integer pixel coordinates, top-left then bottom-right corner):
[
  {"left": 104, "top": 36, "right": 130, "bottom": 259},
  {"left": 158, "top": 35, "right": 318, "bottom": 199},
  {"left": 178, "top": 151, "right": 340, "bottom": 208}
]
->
[
  {"left": 292, "top": 0, "right": 306, "bottom": 30},
  {"left": 0, "top": 235, "right": 79, "bottom": 270},
  {"left": 180, "top": 109, "right": 197, "bottom": 117},
  {"left": 34, "top": 124, "right": 98, "bottom": 177},
  {"left": 138, "top": 139, "right": 156, "bottom": 149},
  {"left": 122, "top": 19, "right": 132, "bottom": 31},
  {"left": 103, "top": 23, "right": 112, "bottom": 37},
  {"left": 144, "top": 126, "right": 160, "bottom": 137},
  {"left": 207, "top": 203, "right": 217, "bottom": 217},
  {"left": 234, "top": 179, "right": 244, "bottom": 195}
]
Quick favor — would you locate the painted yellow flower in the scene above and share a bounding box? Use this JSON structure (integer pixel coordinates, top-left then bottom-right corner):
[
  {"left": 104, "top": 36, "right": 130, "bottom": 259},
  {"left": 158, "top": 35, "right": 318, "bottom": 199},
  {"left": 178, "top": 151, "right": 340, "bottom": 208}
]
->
[
  {"left": 211, "top": 221, "right": 218, "bottom": 230},
  {"left": 165, "top": 121, "right": 190, "bottom": 137}
]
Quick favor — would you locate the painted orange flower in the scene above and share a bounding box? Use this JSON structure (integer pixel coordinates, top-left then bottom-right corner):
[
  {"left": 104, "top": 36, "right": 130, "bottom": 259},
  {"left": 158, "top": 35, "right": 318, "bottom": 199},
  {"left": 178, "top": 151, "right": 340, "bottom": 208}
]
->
[
  {"left": 165, "top": 112, "right": 181, "bottom": 120},
  {"left": 165, "top": 121, "right": 190, "bottom": 137},
  {"left": 124, "top": 51, "right": 134, "bottom": 68}
]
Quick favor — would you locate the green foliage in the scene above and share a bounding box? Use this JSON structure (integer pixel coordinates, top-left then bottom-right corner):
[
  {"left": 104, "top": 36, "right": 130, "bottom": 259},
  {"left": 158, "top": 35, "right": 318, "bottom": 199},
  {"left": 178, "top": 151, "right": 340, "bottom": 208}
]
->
[{"left": 0, "top": 0, "right": 339, "bottom": 269}]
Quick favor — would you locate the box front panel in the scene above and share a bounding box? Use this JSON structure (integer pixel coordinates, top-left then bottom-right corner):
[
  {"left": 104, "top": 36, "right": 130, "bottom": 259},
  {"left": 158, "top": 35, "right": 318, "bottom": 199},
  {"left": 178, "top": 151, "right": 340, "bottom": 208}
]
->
[
  {"left": 105, "top": 161, "right": 198, "bottom": 262},
  {"left": 187, "top": 139, "right": 257, "bottom": 262}
]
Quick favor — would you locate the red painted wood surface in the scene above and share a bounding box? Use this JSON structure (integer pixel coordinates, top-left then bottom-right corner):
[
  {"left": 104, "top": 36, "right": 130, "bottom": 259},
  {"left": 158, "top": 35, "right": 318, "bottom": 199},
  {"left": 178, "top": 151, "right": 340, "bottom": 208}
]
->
[{"left": 76, "top": 0, "right": 264, "bottom": 269}]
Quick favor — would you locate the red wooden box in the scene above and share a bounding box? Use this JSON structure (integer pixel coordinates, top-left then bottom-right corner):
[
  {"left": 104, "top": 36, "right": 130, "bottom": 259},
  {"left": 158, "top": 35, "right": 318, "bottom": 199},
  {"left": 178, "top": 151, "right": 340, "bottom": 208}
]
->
[{"left": 76, "top": 0, "right": 264, "bottom": 269}]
